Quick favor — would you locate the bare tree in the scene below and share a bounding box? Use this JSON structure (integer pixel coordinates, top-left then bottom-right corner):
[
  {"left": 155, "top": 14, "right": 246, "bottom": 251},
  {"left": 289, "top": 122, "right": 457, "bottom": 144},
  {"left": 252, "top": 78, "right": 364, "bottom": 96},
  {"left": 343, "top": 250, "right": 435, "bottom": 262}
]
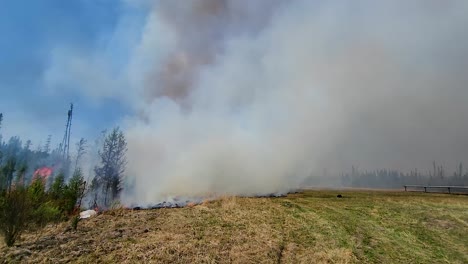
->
[
  {"left": 1, "top": 157, "right": 16, "bottom": 193},
  {"left": 43, "top": 135, "right": 51, "bottom": 154},
  {"left": 74, "top": 138, "right": 87, "bottom": 173}
]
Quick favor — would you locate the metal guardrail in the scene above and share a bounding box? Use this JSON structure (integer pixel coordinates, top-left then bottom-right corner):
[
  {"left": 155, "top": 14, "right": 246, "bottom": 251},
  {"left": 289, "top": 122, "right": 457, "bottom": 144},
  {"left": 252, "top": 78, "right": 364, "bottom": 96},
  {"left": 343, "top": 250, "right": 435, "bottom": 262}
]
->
[{"left": 404, "top": 185, "right": 468, "bottom": 194}]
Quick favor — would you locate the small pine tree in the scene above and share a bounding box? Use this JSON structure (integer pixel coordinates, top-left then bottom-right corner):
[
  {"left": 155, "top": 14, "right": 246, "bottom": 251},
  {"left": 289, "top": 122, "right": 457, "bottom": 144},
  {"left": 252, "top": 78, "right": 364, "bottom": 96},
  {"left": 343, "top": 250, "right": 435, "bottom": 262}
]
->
[
  {"left": 49, "top": 173, "right": 65, "bottom": 200},
  {"left": 64, "top": 169, "right": 86, "bottom": 214},
  {"left": 28, "top": 177, "right": 47, "bottom": 209}
]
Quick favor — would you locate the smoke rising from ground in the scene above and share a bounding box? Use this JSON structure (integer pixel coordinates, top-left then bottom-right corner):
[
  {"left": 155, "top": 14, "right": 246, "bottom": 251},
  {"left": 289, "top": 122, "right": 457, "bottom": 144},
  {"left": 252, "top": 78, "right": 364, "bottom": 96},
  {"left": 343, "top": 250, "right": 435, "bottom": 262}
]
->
[{"left": 45, "top": 1, "right": 468, "bottom": 205}]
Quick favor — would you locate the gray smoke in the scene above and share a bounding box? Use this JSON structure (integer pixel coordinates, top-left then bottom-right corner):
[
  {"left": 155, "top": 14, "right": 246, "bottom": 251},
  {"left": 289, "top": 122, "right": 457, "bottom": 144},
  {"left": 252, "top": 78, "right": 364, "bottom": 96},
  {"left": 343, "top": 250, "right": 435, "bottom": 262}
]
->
[
  {"left": 45, "top": 0, "right": 468, "bottom": 205},
  {"left": 140, "top": 0, "right": 284, "bottom": 105}
]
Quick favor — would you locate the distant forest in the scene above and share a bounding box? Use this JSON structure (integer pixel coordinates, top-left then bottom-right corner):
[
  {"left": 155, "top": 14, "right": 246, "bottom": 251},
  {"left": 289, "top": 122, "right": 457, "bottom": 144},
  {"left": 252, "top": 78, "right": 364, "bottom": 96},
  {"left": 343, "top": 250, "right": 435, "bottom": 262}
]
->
[{"left": 340, "top": 163, "right": 468, "bottom": 189}]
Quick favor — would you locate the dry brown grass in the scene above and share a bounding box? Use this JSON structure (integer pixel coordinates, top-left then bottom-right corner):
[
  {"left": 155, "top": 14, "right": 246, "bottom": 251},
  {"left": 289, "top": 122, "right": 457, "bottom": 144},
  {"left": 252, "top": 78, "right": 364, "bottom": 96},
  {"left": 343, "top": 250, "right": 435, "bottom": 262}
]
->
[{"left": 1, "top": 190, "right": 467, "bottom": 263}]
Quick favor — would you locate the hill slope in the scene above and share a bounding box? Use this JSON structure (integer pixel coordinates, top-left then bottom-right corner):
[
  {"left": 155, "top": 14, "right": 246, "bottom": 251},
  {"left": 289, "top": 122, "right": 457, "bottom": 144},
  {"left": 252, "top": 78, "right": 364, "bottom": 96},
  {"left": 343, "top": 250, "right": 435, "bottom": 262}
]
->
[{"left": 1, "top": 190, "right": 467, "bottom": 263}]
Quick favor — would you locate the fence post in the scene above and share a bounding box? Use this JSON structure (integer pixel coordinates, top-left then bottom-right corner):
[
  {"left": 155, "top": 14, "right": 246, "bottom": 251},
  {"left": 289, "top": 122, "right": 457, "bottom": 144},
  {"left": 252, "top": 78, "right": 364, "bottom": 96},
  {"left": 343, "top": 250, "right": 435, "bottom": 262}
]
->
[
  {"left": 448, "top": 187, "right": 451, "bottom": 194},
  {"left": 424, "top": 187, "right": 427, "bottom": 193}
]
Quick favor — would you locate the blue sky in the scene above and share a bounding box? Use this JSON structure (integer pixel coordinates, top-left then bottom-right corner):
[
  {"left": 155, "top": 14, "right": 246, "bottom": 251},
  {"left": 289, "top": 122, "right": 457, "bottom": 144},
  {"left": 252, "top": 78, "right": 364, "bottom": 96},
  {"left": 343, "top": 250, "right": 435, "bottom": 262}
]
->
[
  {"left": 0, "top": 0, "right": 144, "bottom": 147},
  {"left": 2, "top": 0, "right": 468, "bottom": 174}
]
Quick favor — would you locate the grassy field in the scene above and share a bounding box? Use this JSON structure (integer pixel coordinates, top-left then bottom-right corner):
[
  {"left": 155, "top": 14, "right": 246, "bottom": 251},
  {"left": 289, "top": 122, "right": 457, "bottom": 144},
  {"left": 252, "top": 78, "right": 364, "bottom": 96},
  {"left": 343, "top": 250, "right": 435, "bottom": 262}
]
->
[{"left": 1, "top": 190, "right": 467, "bottom": 263}]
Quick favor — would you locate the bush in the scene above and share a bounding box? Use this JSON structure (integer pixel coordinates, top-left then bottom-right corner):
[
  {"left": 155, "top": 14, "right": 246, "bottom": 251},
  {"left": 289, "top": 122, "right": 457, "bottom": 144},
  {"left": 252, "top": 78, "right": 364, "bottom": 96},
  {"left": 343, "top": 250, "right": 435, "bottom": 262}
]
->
[
  {"left": 31, "top": 201, "right": 62, "bottom": 228},
  {"left": 71, "top": 216, "right": 80, "bottom": 231},
  {"left": 0, "top": 187, "right": 31, "bottom": 247}
]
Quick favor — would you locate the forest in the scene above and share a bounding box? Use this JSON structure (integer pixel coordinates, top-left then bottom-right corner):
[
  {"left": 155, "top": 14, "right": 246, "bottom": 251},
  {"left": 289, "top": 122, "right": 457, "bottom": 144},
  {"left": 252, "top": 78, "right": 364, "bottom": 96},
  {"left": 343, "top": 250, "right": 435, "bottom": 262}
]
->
[
  {"left": 340, "top": 163, "right": 468, "bottom": 189},
  {"left": 0, "top": 108, "right": 127, "bottom": 246}
]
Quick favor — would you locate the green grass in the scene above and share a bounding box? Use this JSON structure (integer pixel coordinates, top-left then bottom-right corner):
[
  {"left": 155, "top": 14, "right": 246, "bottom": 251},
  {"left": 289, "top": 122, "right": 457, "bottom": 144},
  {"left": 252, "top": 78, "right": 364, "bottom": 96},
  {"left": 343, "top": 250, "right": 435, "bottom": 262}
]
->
[
  {"left": 278, "top": 191, "right": 467, "bottom": 263},
  {"left": 1, "top": 190, "right": 467, "bottom": 263}
]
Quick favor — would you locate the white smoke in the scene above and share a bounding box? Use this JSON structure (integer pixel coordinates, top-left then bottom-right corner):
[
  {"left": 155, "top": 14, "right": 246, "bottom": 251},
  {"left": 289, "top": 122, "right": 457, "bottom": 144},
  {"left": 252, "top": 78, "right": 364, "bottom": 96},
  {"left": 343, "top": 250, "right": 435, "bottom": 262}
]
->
[{"left": 44, "top": 0, "right": 468, "bottom": 205}]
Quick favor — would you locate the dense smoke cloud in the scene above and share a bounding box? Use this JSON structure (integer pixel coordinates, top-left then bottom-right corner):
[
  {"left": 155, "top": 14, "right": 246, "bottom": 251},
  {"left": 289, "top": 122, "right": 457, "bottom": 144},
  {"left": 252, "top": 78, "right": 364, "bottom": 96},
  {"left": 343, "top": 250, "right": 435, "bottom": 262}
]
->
[
  {"left": 140, "top": 0, "right": 284, "bottom": 105},
  {"left": 45, "top": 0, "right": 468, "bottom": 205}
]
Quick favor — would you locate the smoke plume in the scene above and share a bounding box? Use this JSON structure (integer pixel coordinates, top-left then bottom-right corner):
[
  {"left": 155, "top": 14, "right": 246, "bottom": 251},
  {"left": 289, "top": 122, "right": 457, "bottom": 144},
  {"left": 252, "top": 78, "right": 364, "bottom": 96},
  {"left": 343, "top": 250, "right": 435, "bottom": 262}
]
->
[{"left": 46, "top": 1, "right": 468, "bottom": 205}]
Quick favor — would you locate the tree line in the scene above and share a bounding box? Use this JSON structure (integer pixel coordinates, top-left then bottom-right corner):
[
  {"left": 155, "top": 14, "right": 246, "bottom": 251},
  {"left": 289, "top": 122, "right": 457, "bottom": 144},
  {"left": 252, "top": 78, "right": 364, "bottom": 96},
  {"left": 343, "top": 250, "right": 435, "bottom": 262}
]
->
[
  {"left": 340, "top": 162, "right": 468, "bottom": 189},
  {"left": 0, "top": 111, "right": 127, "bottom": 246}
]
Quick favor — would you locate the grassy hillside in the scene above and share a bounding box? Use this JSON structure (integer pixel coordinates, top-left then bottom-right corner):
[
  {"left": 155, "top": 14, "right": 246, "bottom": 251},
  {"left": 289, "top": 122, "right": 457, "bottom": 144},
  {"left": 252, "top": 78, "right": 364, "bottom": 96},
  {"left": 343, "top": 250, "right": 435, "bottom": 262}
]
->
[{"left": 1, "top": 190, "right": 467, "bottom": 263}]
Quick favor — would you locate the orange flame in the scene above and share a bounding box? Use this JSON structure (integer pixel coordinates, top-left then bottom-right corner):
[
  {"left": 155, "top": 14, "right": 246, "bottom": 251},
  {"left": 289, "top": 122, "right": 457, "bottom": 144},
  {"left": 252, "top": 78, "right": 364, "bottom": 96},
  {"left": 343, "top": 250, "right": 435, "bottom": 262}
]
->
[{"left": 33, "top": 167, "right": 53, "bottom": 179}]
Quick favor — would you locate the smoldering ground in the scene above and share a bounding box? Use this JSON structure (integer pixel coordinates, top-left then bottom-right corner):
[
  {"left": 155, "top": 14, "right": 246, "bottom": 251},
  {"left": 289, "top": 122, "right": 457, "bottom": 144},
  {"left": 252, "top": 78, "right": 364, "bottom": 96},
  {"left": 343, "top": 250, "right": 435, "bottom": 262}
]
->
[{"left": 44, "top": 1, "right": 468, "bottom": 206}]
